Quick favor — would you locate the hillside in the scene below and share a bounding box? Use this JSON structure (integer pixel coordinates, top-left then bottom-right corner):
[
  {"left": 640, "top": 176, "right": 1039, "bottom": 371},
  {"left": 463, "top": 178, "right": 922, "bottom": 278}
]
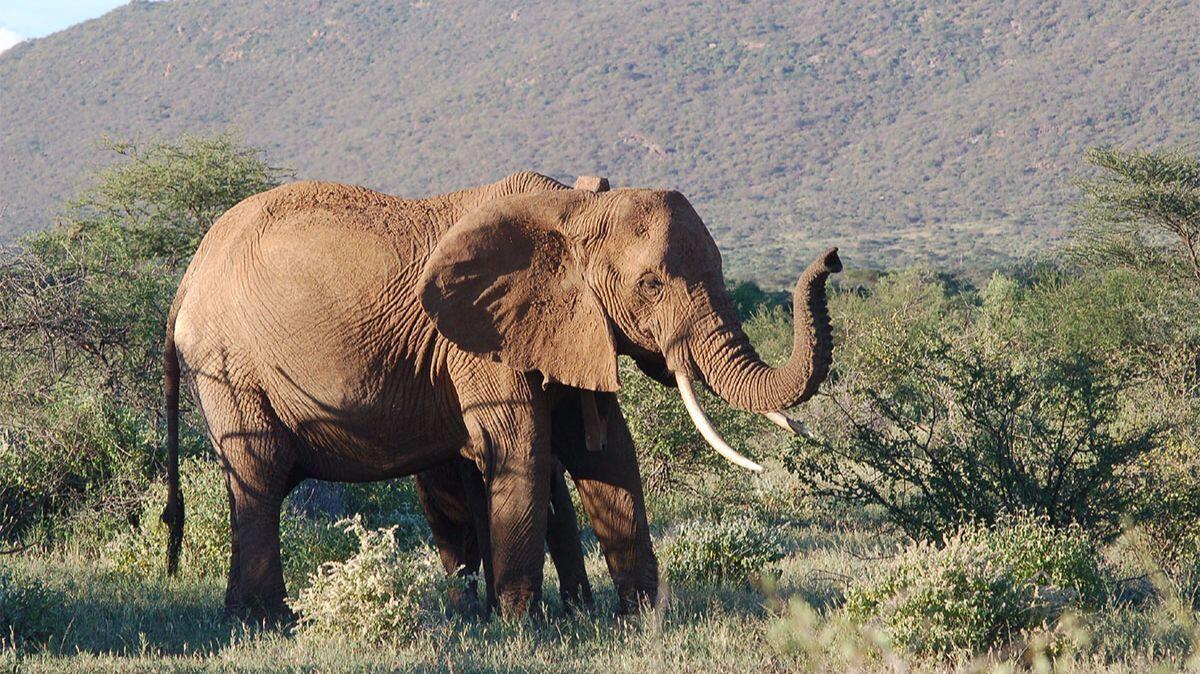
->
[{"left": 1, "top": 0, "right": 1197, "bottom": 283}]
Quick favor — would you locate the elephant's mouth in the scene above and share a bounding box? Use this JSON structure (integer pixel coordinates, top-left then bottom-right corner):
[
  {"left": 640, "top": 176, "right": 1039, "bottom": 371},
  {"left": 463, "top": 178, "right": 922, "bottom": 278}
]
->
[{"left": 622, "top": 336, "right": 812, "bottom": 475}]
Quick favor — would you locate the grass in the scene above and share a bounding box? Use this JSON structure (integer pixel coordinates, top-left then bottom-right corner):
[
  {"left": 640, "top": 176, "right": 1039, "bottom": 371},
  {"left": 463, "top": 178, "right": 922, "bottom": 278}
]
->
[{"left": 3, "top": 511, "right": 1195, "bottom": 673}]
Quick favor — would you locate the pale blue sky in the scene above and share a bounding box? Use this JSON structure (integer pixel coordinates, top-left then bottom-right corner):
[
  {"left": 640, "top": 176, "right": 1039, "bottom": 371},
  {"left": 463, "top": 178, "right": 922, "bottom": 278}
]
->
[{"left": 0, "top": 0, "right": 127, "bottom": 43}]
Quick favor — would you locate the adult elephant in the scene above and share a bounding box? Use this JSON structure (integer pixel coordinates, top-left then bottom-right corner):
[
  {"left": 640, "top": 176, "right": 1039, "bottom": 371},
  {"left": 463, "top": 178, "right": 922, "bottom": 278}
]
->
[{"left": 161, "top": 170, "right": 840, "bottom": 621}]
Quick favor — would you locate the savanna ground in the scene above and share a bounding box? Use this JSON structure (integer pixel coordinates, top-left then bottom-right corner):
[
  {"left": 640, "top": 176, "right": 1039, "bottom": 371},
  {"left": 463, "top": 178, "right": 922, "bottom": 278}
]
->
[{"left": 2, "top": 137, "right": 1200, "bottom": 672}]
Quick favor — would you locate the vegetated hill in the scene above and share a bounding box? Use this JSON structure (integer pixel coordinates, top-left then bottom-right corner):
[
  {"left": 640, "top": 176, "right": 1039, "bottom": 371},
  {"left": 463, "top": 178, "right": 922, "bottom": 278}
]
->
[{"left": 1, "top": 1, "right": 1197, "bottom": 283}]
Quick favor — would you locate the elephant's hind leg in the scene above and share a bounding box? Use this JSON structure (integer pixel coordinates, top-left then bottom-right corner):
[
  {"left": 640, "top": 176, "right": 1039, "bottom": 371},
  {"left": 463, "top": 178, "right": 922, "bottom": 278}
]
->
[
  {"left": 194, "top": 376, "right": 299, "bottom": 624},
  {"left": 415, "top": 462, "right": 483, "bottom": 615}
]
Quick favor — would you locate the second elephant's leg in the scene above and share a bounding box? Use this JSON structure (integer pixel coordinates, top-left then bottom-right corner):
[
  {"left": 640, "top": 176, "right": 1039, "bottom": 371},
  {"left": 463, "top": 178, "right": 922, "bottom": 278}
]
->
[
  {"left": 454, "top": 457, "right": 592, "bottom": 613},
  {"left": 454, "top": 459, "right": 497, "bottom": 613},
  {"left": 554, "top": 395, "right": 659, "bottom": 614},
  {"left": 414, "top": 463, "right": 482, "bottom": 614},
  {"left": 544, "top": 463, "right": 593, "bottom": 609}
]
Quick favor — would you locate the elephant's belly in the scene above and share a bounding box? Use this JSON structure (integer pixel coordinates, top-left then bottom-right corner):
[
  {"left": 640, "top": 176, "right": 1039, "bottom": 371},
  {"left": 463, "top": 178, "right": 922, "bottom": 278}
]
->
[
  {"left": 257, "top": 341, "right": 469, "bottom": 482},
  {"left": 278, "top": 393, "right": 470, "bottom": 482}
]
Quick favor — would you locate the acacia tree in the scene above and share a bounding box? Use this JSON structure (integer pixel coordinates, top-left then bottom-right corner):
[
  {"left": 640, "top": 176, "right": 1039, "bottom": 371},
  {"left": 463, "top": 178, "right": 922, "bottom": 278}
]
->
[
  {"left": 0, "top": 134, "right": 287, "bottom": 404},
  {"left": 1073, "top": 147, "right": 1200, "bottom": 287},
  {"left": 1070, "top": 147, "right": 1200, "bottom": 589},
  {"left": 783, "top": 270, "right": 1161, "bottom": 542}
]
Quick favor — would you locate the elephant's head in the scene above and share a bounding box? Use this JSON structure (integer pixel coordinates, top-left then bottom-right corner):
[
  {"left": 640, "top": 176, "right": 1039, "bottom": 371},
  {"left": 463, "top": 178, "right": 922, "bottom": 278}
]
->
[{"left": 419, "top": 172, "right": 841, "bottom": 471}]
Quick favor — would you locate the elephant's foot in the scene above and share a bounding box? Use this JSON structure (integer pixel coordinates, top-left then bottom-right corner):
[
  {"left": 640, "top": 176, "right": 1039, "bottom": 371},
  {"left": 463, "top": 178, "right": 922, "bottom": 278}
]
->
[
  {"left": 559, "top": 579, "right": 594, "bottom": 613},
  {"left": 224, "top": 597, "right": 297, "bottom": 629},
  {"left": 445, "top": 580, "right": 483, "bottom": 618},
  {"left": 616, "top": 583, "right": 658, "bottom": 615},
  {"left": 496, "top": 585, "right": 544, "bottom": 620}
]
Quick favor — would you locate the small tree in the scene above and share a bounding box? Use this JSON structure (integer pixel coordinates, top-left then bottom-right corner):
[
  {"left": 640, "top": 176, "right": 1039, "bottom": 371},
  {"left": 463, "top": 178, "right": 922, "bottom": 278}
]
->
[
  {"left": 787, "top": 271, "right": 1161, "bottom": 542},
  {"left": 1070, "top": 146, "right": 1200, "bottom": 580},
  {"left": 0, "top": 133, "right": 287, "bottom": 407},
  {"left": 0, "top": 134, "right": 286, "bottom": 538},
  {"left": 1073, "top": 146, "right": 1200, "bottom": 288}
]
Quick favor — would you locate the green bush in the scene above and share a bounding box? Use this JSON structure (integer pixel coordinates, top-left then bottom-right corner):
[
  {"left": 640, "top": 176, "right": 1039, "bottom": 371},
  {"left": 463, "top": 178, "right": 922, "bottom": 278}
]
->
[
  {"left": 289, "top": 516, "right": 445, "bottom": 643},
  {"left": 339, "top": 480, "right": 424, "bottom": 531},
  {"left": 791, "top": 270, "right": 1161, "bottom": 541},
  {"left": 0, "top": 134, "right": 283, "bottom": 546},
  {"left": 662, "top": 512, "right": 786, "bottom": 586},
  {"left": 846, "top": 514, "right": 1105, "bottom": 655},
  {"left": 104, "top": 457, "right": 355, "bottom": 591},
  {"left": 0, "top": 384, "right": 158, "bottom": 542},
  {"left": 1128, "top": 437, "right": 1200, "bottom": 604},
  {"left": 0, "top": 568, "right": 62, "bottom": 649}
]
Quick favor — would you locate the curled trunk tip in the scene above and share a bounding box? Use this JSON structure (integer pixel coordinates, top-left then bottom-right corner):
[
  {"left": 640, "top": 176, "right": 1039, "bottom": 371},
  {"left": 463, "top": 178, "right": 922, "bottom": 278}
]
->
[
  {"left": 692, "top": 247, "right": 841, "bottom": 413},
  {"left": 813, "top": 247, "right": 842, "bottom": 275}
]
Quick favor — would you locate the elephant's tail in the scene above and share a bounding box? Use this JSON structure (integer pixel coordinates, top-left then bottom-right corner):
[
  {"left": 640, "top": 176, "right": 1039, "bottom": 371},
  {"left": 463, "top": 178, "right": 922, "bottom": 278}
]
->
[{"left": 161, "top": 306, "right": 185, "bottom": 577}]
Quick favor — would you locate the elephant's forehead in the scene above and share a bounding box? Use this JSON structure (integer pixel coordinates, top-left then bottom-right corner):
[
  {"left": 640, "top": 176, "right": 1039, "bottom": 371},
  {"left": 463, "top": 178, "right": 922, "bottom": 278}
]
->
[
  {"left": 660, "top": 218, "right": 722, "bottom": 278},
  {"left": 608, "top": 189, "right": 722, "bottom": 277}
]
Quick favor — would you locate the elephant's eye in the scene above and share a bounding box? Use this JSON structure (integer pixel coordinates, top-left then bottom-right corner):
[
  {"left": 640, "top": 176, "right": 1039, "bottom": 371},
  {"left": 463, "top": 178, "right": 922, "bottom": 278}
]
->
[{"left": 637, "top": 273, "right": 664, "bottom": 300}]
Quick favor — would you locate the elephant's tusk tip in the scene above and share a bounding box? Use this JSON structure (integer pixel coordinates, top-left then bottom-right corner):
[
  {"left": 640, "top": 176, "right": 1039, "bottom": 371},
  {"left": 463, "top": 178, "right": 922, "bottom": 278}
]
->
[{"left": 763, "top": 411, "right": 816, "bottom": 440}]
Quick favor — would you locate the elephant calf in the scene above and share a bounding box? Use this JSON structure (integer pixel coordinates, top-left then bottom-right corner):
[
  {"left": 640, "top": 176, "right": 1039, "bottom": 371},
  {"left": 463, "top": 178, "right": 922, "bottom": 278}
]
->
[{"left": 161, "top": 171, "right": 839, "bottom": 621}]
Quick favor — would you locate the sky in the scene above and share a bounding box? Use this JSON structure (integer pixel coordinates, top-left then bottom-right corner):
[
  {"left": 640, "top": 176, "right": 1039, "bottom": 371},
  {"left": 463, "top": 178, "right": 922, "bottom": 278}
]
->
[{"left": 0, "top": 0, "right": 128, "bottom": 52}]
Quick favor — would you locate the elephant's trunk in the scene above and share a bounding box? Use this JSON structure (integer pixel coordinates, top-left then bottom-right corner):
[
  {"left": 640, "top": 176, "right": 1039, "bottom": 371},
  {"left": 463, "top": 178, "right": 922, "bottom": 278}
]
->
[{"left": 690, "top": 248, "right": 841, "bottom": 413}]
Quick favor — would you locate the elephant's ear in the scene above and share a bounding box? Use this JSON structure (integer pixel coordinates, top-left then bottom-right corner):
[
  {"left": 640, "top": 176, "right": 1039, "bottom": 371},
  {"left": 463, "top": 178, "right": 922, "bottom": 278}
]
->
[{"left": 418, "top": 195, "right": 619, "bottom": 392}]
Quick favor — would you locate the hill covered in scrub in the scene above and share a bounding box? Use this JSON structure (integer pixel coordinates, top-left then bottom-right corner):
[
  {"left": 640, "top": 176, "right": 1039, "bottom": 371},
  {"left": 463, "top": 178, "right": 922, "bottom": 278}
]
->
[{"left": 2, "top": 0, "right": 1198, "bottom": 282}]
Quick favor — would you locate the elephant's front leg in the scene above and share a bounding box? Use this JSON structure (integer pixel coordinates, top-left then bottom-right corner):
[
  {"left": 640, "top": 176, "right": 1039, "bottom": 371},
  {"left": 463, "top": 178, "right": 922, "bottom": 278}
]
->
[{"left": 452, "top": 359, "right": 553, "bottom": 617}]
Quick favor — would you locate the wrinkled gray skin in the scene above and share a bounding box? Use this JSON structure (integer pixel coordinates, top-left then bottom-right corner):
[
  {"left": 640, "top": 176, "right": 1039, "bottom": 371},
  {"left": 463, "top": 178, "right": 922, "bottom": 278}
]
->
[{"left": 161, "top": 171, "right": 839, "bottom": 621}]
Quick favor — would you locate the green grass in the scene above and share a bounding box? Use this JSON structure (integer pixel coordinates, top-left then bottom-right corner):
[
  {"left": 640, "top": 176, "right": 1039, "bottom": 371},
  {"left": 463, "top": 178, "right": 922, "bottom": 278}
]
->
[{"left": 2, "top": 516, "right": 1194, "bottom": 673}]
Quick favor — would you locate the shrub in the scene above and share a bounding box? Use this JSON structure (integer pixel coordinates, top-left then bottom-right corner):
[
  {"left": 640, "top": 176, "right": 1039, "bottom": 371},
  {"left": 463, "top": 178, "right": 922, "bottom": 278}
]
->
[
  {"left": 289, "top": 516, "right": 444, "bottom": 643},
  {"left": 0, "top": 568, "right": 62, "bottom": 649},
  {"left": 1128, "top": 437, "right": 1200, "bottom": 605},
  {"left": 791, "top": 270, "right": 1161, "bottom": 541},
  {"left": 0, "top": 134, "right": 284, "bottom": 545},
  {"left": 846, "top": 514, "right": 1105, "bottom": 655},
  {"left": 340, "top": 480, "right": 425, "bottom": 531},
  {"left": 0, "top": 384, "right": 157, "bottom": 541},
  {"left": 662, "top": 511, "right": 786, "bottom": 586},
  {"left": 768, "top": 598, "right": 895, "bottom": 669}
]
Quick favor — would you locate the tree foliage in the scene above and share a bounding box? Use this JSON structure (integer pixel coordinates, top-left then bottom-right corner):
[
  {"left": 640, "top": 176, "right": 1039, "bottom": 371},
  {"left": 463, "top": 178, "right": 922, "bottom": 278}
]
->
[
  {"left": 1073, "top": 147, "right": 1200, "bottom": 287},
  {"left": 787, "top": 271, "right": 1162, "bottom": 541},
  {"left": 0, "top": 133, "right": 286, "bottom": 405},
  {"left": 0, "top": 134, "right": 285, "bottom": 539}
]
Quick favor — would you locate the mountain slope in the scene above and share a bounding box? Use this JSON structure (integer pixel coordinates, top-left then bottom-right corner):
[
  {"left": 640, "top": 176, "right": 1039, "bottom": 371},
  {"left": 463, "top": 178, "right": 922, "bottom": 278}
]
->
[{"left": 2, "top": 0, "right": 1197, "bottom": 282}]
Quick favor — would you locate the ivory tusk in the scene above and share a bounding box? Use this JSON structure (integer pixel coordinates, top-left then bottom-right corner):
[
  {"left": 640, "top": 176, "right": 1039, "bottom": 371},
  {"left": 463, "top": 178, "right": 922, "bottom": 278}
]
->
[
  {"left": 763, "top": 411, "right": 816, "bottom": 440},
  {"left": 675, "top": 373, "right": 764, "bottom": 473}
]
